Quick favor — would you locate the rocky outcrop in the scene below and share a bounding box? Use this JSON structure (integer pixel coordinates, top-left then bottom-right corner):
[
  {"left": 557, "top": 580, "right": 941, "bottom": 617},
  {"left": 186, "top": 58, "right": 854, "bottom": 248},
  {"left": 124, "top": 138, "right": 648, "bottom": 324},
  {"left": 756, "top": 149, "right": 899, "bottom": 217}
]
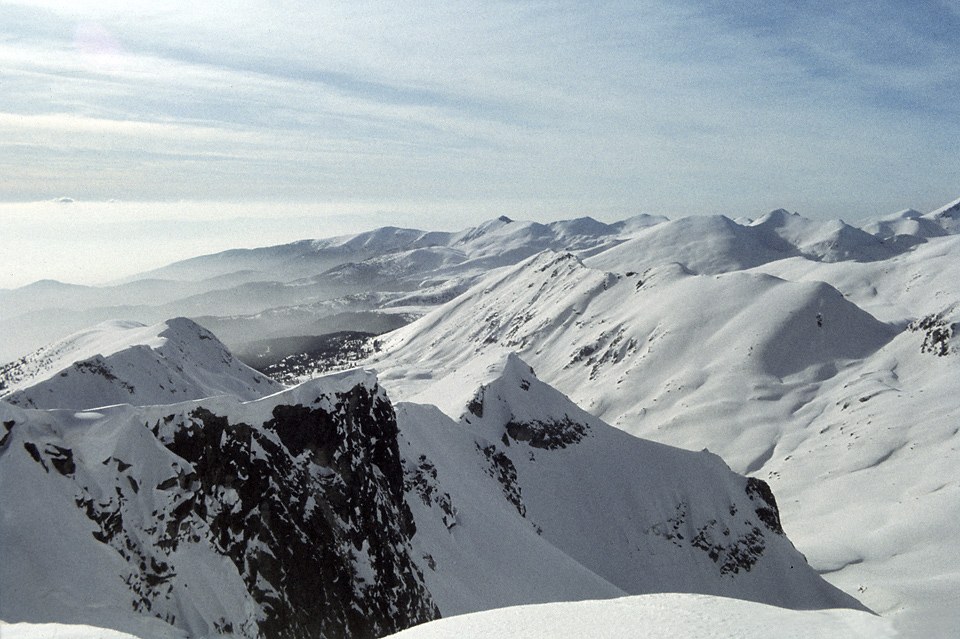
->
[{"left": 1, "top": 373, "right": 437, "bottom": 639}]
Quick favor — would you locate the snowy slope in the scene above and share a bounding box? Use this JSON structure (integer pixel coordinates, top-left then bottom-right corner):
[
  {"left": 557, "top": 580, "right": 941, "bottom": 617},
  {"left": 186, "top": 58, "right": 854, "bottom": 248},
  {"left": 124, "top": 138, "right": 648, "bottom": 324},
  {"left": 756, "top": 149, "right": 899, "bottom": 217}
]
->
[
  {"left": 397, "top": 353, "right": 865, "bottom": 617},
  {"left": 0, "top": 359, "right": 866, "bottom": 639},
  {"left": 384, "top": 593, "right": 894, "bottom": 639},
  {"left": 748, "top": 210, "right": 896, "bottom": 263},
  {"left": 0, "top": 217, "right": 632, "bottom": 362},
  {"left": 859, "top": 208, "right": 947, "bottom": 244},
  {"left": 372, "top": 251, "right": 898, "bottom": 466},
  {"left": 584, "top": 211, "right": 898, "bottom": 277},
  {"left": 133, "top": 218, "right": 626, "bottom": 288},
  {"left": 6, "top": 197, "right": 960, "bottom": 638},
  {"left": 0, "top": 318, "right": 282, "bottom": 410},
  {"left": 7, "top": 200, "right": 960, "bottom": 365},
  {"left": 923, "top": 195, "right": 960, "bottom": 234},
  {"left": 582, "top": 215, "right": 796, "bottom": 275}
]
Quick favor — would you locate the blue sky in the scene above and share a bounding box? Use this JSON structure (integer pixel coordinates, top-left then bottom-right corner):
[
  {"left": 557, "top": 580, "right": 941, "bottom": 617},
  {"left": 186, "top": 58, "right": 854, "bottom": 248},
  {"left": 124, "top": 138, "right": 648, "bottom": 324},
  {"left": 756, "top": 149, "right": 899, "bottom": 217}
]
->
[{"left": 1, "top": 0, "right": 959, "bottom": 286}]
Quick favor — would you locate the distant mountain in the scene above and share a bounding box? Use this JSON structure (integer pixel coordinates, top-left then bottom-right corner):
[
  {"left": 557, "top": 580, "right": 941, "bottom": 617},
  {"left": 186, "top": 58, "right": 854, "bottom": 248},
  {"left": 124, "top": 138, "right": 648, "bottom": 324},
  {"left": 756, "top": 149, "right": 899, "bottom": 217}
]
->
[
  {"left": 0, "top": 318, "right": 282, "bottom": 410},
  {"left": 584, "top": 215, "right": 798, "bottom": 275},
  {"left": 860, "top": 208, "right": 948, "bottom": 243},
  {"left": 0, "top": 217, "right": 625, "bottom": 362},
  {"left": 0, "top": 358, "right": 863, "bottom": 639},
  {"left": 4, "top": 201, "right": 956, "bottom": 364},
  {"left": 749, "top": 209, "right": 896, "bottom": 263}
]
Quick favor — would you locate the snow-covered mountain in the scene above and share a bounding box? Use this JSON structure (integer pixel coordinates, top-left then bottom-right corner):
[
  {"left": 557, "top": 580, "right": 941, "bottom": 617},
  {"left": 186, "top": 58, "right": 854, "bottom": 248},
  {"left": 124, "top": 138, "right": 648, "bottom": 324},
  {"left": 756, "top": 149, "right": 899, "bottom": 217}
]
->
[
  {"left": 362, "top": 202, "right": 960, "bottom": 637},
  {"left": 0, "top": 318, "right": 281, "bottom": 410},
  {"left": 372, "top": 250, "right": 898, "bottom": 461},
  {"left": 924, "top": 195, "right": 960, "bottom": 234},
  {"left": 0, "top": 356, "right": 863, "bottom": 639},
  {"left": 5, "top": 196, "right": 960, "bottom": 638},
  {"left": 2, "top": 206, "right": 913, "bottom": 364},
  {"left": 396, "top": 353, "right": 864, "bottom": 615},
  {"left": 0, "top": 371, "right": 438, "bottom": 639}
]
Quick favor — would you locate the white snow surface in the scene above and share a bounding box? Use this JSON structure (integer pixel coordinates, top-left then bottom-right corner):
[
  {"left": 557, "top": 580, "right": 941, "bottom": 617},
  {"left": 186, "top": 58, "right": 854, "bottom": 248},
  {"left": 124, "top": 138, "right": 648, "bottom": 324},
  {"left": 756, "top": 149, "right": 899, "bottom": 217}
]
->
[
  {"left": 0, "top": 621, "right": 155, "bottom": 639},
  {"left": 0, "top": 318, "right": 282, "bottom": 409},
  {"left": 383, "top": 593, "right": 895, "bottom": 639}
]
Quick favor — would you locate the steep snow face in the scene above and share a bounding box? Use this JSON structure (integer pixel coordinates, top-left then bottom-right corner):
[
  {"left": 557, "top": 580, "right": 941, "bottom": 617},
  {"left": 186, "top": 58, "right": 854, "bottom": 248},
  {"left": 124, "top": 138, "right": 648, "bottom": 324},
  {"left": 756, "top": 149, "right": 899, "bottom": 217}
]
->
[
  {"left": 0, "top": 371, "right": 437, "bottom": 639},
  {"left": 0, "top": 359, "right": 868, "bottom": 639},
  {"left": 382, "top": 593, "right": 894, "bottom": 639},
  {"left": 397, "top": 354, "right": 867, "bottom": 617},
  {"left": 372, "top": 222, "right": 960, "bottom": 636},
  {"left": 751, "top": 313, "right": 960, "bottom": 638},
  {"left": 0, "top": 318, "right": 282, "bottom": 410}
]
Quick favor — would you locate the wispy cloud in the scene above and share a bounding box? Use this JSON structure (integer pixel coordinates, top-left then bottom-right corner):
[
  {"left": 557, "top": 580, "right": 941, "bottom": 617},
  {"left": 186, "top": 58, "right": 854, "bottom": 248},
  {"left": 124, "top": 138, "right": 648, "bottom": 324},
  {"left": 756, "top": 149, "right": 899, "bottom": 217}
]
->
[{"left": 1, "top": 0, "right": 958, "bottom": 220}]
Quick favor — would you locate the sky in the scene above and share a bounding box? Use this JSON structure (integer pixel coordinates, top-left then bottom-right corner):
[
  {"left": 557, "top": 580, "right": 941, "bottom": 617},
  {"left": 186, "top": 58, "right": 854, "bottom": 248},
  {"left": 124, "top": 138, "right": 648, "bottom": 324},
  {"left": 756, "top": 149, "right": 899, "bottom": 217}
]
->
[{"left": 1, "top": 0, "right": 959, "bottom": 287}]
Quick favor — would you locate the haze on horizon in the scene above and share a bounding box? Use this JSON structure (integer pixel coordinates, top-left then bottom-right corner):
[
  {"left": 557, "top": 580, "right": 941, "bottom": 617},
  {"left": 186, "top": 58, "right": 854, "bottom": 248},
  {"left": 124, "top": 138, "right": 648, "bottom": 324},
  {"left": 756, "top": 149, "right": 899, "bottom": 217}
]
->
[{"left": 1, "top": 0, "right": 959, "bottom": 288}]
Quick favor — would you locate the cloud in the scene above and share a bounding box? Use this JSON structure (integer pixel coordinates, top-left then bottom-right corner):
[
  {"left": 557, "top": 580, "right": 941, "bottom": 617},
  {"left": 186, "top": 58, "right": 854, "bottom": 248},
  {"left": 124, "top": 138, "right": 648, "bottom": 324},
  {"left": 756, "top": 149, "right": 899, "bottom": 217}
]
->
[{"left": 0, "top": 0, "right": 957, "bottom": 219}]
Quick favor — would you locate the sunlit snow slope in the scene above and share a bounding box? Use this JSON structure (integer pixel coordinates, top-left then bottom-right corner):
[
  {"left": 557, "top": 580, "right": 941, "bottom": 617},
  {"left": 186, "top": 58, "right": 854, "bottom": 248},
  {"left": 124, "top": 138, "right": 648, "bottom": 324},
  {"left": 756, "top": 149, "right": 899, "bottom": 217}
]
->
[
  {"left": 0, "top": 318, "right": 282, "bottom": 409},
  {"left": 5, "top": 199, "right": 960, "bottom": 638},
  {"left": 396, "top": 354, "right": 864, "bottom": 616},
  {"left": 383, "top": 593, "right": 895, "bottom": 639}
]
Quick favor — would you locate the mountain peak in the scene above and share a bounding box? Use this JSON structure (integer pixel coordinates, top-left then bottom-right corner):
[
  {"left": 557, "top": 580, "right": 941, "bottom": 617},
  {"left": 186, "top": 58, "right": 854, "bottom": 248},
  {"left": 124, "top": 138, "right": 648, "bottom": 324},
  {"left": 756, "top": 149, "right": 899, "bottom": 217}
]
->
[
  {"left": 0, "top": 317, "right": 282, "bottom": 410},
  {"left": 459, "top": 352, "right": 597, "bottom": 449}
]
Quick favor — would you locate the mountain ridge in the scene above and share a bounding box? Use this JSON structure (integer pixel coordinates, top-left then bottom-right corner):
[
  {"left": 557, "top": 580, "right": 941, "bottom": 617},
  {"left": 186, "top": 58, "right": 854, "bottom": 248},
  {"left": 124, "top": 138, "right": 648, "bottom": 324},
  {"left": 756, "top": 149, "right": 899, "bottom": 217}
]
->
[{"left": 0, "top": 317, "right": 282, "bottom": 410}]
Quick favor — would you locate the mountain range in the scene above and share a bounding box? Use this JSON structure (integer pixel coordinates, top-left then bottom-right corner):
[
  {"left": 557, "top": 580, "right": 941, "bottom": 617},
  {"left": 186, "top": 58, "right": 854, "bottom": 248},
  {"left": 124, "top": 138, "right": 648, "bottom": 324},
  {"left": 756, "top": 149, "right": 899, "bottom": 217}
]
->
[{"left": 3, "top": 196, "right": 960, "bottom": 638}]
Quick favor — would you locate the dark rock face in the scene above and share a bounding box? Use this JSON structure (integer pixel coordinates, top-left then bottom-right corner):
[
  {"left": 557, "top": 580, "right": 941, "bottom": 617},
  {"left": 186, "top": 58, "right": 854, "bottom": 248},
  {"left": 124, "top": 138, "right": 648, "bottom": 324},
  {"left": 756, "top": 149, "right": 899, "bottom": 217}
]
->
[
  {"left": 15, "top": 380, "right": 438, "bottom": 639},
  {"left": 909, "top": 312, "right": 958, "bottom": 356},
  {"left": 477, "top": 444, "right": 525, "bottom": 517},
  {"left": 149, "top": 385, "right": 438, "bottom": 639},
  {"left": 745, "top": 477, "right": 785, "bottom": 536},
  {"left": 405, "top": 455, "right": 458, "bottom": 530},
  {"left": 647, "top": 501, "right": 769, "bottom": 576},
  {"left": 503, "top": 418, "right": 588, "bottom": 450}
]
